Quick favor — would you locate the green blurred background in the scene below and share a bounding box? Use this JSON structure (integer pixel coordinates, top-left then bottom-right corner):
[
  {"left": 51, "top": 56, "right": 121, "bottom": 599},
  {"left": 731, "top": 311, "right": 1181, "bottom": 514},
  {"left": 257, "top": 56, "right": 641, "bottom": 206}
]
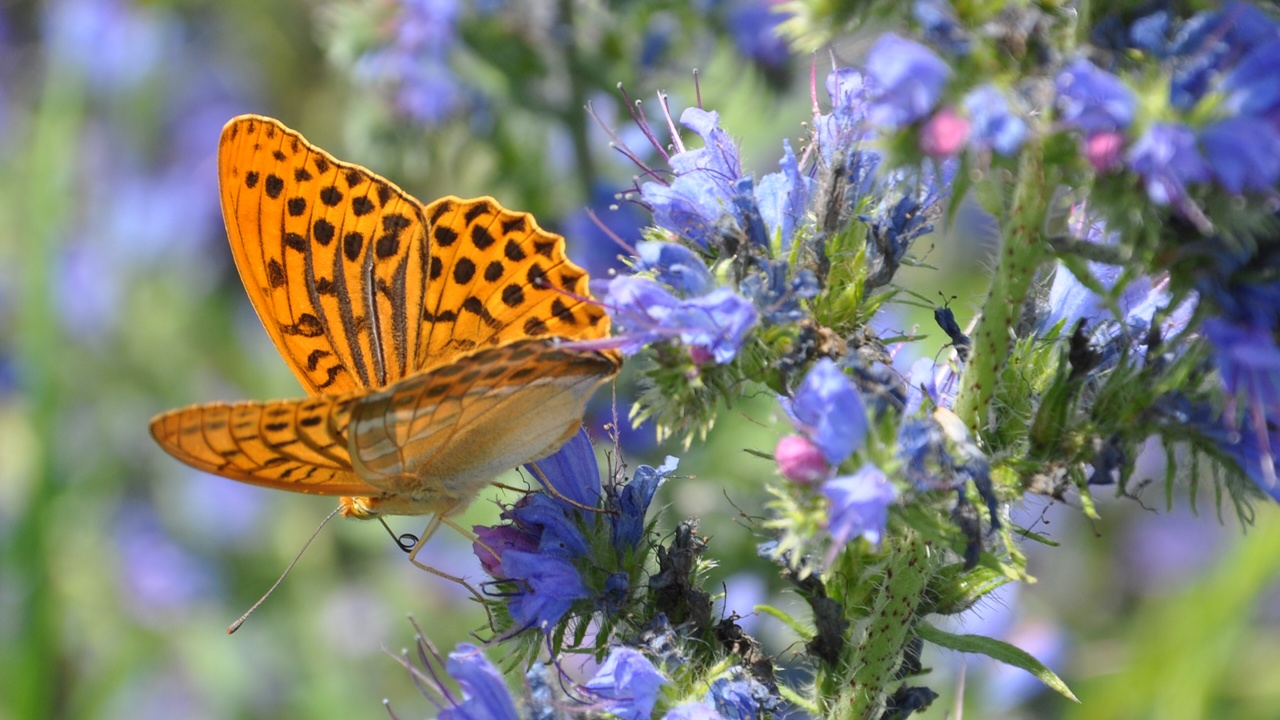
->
[{"left": 2, "top": 1, "right": 1280, "bottom": 718}]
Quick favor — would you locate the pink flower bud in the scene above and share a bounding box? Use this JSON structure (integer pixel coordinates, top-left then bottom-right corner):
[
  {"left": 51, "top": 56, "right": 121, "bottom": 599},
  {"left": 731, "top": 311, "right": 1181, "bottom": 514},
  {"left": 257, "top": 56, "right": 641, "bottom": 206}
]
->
[
  {"left": 1085, "top": 131, "right": 1125, "bottom": 172},
  {"left": 775, "top": 435, "right": 828, "bottom": 484},
  {"left": 919, "top": 107, "right": 970, "bottom": 157}
]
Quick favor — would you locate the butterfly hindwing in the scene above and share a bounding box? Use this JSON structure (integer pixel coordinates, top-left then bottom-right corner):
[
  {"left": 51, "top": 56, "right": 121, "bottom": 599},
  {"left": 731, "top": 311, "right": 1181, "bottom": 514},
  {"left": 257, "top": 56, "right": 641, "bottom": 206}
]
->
[
  {"left": 350, "top": 338, "right": 621, "bottom": 499},
  {"left": 219, "top": 115, "right": 431, "bottom": 394},
  {"left": 149, "top": 396, "right": 377, "bottom": 497}
]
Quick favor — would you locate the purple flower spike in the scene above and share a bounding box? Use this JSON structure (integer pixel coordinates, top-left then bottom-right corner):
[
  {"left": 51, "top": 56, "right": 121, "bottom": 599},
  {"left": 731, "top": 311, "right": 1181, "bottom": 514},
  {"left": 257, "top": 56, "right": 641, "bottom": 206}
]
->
[
  {"left": 781, "top": 359, "right": 869, "bottom": 466},
  {"left": 1126, "top": 123, "right": 1210, "bottom": 207},
  {"left": 822, "top": 465, "right": 898, "bottom": 563},
  {"left": 1055, "top": 59, "right": 1136, "bottom": 135},
  {"left": 585, "top": 647, "right": 669, "bottom": 720},
  {"left": 865, "top": 33, "right": 953, "bottom": 128},
  {"left": 439, "top": 644, "right": 521, "bottom": 720},
  {"left": 1199, "top": 117, "right": 1280, "bottom": 194}
]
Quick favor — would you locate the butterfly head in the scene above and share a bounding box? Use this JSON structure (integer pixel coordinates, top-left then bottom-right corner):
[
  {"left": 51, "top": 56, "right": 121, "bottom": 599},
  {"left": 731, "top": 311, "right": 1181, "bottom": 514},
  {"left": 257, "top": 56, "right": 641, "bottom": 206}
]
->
[{"left": 339, "top": 496, "right": 382, "bottom": 519}]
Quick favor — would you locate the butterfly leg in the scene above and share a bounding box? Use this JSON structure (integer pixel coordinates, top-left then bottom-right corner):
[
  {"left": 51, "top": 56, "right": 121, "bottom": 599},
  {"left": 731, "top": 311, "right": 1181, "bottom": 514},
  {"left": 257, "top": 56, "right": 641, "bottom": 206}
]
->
[{"left": 405, "top": 515, "right": 496, "bottom": 631}]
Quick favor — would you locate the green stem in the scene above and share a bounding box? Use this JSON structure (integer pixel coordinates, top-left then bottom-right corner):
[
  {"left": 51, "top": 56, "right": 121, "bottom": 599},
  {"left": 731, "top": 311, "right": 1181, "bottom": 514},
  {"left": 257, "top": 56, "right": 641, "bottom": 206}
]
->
[
  {"left": 833, "top": 531, "right": 935, "bottom": 720},
  {"left": 952, "top": 144, "right": 1049, "bottom": 433}
]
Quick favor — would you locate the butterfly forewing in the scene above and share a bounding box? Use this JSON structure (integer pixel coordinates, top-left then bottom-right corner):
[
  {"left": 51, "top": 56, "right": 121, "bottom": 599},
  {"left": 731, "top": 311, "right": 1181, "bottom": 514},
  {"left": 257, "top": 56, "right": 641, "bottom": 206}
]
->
[
  {"left": 219, "top": 115, "right": 431, "bottom": 394},
  {"left": 150, "top": 397, "right": 378, "bottom": 497},
  {"left": 416, "top": 198, "right": 611, "bottom": 369}
]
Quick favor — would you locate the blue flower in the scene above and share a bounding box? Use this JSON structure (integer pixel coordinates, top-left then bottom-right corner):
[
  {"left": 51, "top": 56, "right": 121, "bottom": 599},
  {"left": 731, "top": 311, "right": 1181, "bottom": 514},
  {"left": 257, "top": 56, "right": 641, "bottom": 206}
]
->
[
  {"left": 864, "top": 33, "right": 952, "bottom": 128},
  {"left": 1167, "top": 3, "right": 1280, "bottom": 111},
  {"left": 780, "top": 359, "right": 869, "bottom": 466},
  {"left": 611, "top": 457, "right": 676, "bottom": 551},
  {"left": 642, "top": 108, "right": 744, "bottom": 248},
  {"left": 473, "top": 430, "right": 600, "bottom": 627},
  {"left": 1125, "top": 123, "right": 1210, "bottom": 207},
  {"left": 754, "top": 139, "right": 812, "bottom": 249},
  {"left": 604, "top": 276, "right": 758, "bottom": 363},
  {"left": 822, "top": 465, "right": 898, "bottom": 561},
  {"left": 354, "top": 0, "right": 463, "bottom": 126},
  {"left": 1224, "top": 37, "right": 1280, "bottom": 119},
  {"left": 585, "top": 647, "right": 669, "bottom": 720},
  {"left": 1054, "top": 59, "right": 1136, "bottom": 135},
  {"left": 500, "top": 551, "right": 589, "bottom": 628},
  {"left": 814, "top": 68, "right": 878, "bottom": 165},
  {"left": 1199, "top": 116, "right": 1280, "bottom": 194},
  {"left": 706, "top": 677, "right": 770, "bottom": 719},
  {"left": 663, "top": 703, "right": 723, "bottom": 719},
  {"left": 912, "top": 0, "right": 971, "bottom": 55},
  {"left": 962, "top": 84, "right": 1027, "bottom": 155},
  {"left": 1204, "top": 318, "right": 1280, "bottom": 486},
  {"left": 726, "top": 0, "right": 790, "bottom": 71},
  {"left": 738, "top": 259, "right": 819, "bottom": 325},
  {"left": 439, "top": 644, "right": 521, "bottom": 720},
  {"left": 636, "top": 241, "right": 715, "bottom": 296},
  {"left": 43, "top": 0, "right": 172, "bottom": 92}
]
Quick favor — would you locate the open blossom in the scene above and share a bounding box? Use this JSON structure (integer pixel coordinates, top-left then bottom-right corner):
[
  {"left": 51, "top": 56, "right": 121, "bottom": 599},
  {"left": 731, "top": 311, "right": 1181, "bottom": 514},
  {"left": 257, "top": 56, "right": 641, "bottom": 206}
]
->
[
  {"left": 962, "top": 84, "right": 1027, "bottom": 155},
  {"left": 1054, "top": 58, "right": 1136, "bottom": 134},
  {"left": 822, "top": 465, "right": 898, "bottom": 564},
  {"left": 439, "top": 644, "right": 521, "bottom": 720},
  {"left": 1126, "top": 123, "right": 1210, "bottom": 207},
  {"left": 864, "top": 33, "right": 952, "bottom": 128},
  {"left": 780, "top": 359, "right": 869, "bottom": 466},
  {"left": 604, "top": 276, "right": 758, "bottom": 363},
  {"left": 584, "top": 647, "right": 669, "bottom": 720}
]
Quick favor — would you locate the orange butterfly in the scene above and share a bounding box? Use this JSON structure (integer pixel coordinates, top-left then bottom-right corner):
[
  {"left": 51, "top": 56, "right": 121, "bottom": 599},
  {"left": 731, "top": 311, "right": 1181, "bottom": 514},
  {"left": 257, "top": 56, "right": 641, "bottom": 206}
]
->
[{"left": 151, "top": 115, "right": 620, "bottom": 567}]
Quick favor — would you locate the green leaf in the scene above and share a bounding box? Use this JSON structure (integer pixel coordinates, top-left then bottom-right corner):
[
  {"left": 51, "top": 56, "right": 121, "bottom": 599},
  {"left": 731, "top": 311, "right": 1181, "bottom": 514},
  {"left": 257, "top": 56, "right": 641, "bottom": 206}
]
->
[
  {"left": 754, "top": 604, "right": 813, "bottom": 640},
  {"left": 916, "top": 622, "right": 1078, "bottom": 702}
]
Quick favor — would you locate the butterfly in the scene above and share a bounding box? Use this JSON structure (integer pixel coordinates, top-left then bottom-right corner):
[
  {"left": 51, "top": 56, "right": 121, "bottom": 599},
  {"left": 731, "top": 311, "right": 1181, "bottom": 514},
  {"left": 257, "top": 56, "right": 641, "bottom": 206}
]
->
[{"left": 150, "top": 115, "right": 621, "bottom": 567}]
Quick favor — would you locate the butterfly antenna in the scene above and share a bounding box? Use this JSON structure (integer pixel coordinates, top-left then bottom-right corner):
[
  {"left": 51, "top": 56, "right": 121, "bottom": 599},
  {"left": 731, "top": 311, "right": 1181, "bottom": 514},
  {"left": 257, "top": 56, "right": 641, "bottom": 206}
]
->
[{"left": 227, "top": 505, "right": 341, "bottom": 634}]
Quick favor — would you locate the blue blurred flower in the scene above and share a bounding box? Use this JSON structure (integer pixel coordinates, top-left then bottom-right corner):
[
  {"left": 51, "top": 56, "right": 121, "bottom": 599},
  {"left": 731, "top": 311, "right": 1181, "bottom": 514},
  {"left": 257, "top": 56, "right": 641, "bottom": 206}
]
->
[
  {"left": 604, "top": 276, "right": 758, "bottom": 363},
  {"left": 1054, "top": 59, "right": 1136, "bottom": 135},
  {"left": 1165, "top": 2, "right": 1280, "bottom": 111},
  {"left": 1198, "top": 116, "right": 1280, "bottom": 194},
  {"left": 864, "top": 33, "right": 952, "bottom": 128},
  {"left": 636, "top": 241, "right": 715, "bottom": 296},
  {"left": 562, "top": 183, "right": 649, "bottom": 280},
  {"left": 585, "top": 647, "right": 669, "bottom": 720},
  {"left": 706, "top": 676, "right": 770, "bottom": 719},
  {"left": 663, "top": 702, "right": 722, "bottom": 719},
  {"left": 1224, "top": 37, "right": 1280, "bottom": 119},
  {"left": 43, "top": 0, "right": 173, "bottom": 92},
  {"left": 439, "top": 644, "right": 520, "bottom": 720},
  {"left": 1204, "top": 318, "right": 1280, "bottom": 487},
  {"left": 355, "top": 0, "right": 464, "bottom": 126},
  {"left": 913, "top": 0, "right": 971, "bottom": 55},
  {"left": 822, "top": 465, "right": 898, "bottom": 560},
  {"left": 962, "top": 84, "right": 1027, "bottom": 156},
  {"left": 725, "top": 0, "right": 790, "bottom": 72},
  {"left": 780, "top": 359, "right": 868, "bottom": 466},
  {"left": 114, "top": 502, "right": 215, "bottom": 625},
  {"left": 814, "top": 68, "right": 877, "bottom": 165},
  {"left": 1125, "top": 123, "right": 1209, "bottom": 208},
  {"left": 899, "top": 417, "right": 951, "bottom": 489}
]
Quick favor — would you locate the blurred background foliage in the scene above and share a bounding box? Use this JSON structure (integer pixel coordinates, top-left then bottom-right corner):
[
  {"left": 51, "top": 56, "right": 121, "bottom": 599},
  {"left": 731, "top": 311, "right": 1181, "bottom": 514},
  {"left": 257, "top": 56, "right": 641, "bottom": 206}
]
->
[{"left": 1, "top": 0, "right": 1279, "bottom": 718}]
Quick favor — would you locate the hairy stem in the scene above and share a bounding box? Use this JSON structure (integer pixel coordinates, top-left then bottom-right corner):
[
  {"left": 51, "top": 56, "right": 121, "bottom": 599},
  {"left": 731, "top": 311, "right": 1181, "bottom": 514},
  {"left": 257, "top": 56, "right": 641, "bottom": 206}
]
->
[{"left": 953, "top": 144, "right": 1050, "bottom": 433}]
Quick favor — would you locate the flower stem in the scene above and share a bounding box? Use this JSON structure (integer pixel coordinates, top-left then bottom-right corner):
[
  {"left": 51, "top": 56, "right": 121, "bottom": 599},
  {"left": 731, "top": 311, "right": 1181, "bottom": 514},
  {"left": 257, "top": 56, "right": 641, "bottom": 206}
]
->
[
  {"left": 953, "top": 143, "right": 1049, "bottom": 433},
  {"left": 833, "top": 530, "right": 935, "bottom": 719}
]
